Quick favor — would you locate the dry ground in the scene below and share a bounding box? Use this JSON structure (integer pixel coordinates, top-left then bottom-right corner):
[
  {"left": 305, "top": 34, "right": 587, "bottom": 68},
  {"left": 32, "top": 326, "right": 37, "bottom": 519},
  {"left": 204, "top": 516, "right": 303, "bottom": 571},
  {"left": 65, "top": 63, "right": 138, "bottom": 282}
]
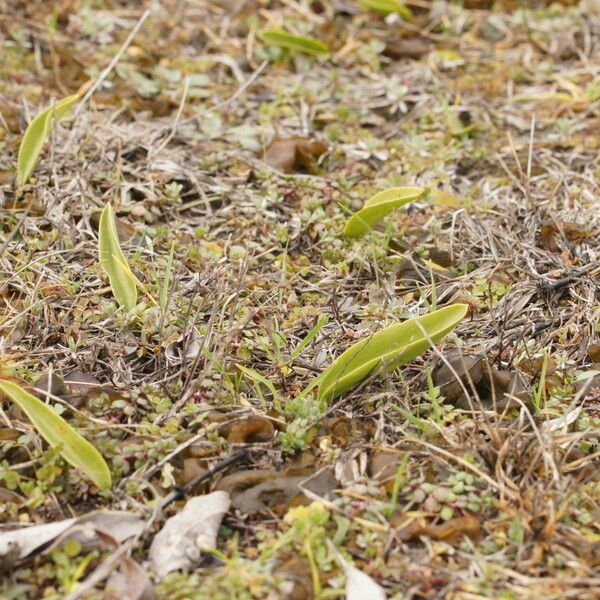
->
[{"left": 1, "top": 1, "right": 600, "bottom": 598}]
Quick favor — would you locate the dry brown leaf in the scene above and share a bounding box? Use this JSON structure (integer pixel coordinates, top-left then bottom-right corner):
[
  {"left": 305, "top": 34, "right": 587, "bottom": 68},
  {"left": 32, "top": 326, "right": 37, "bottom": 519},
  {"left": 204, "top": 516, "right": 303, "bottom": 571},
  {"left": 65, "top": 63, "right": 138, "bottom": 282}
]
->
[
  {"left": 276, "top": 556, "right": 315, "bottom": 600},
  {"left": 104, "top": 555, "right": 155, "bottom": 600},
  {"left": 537, "top": 220, "right": 594, "bottom": 252},
  {"left": 383, "top": 38, "right": 431, "bottom": 60},
  {"left": 432, "top": 352, "right": 529, "bottom": 410},
  {"left": 216, "top": 468, "right": 337, "bottom": 514},
  {"left": 263, "top": 137, "right": 328, "bottom": 173},
  {"left": 393, "top": 513, "right": 482, "bottom": 543},
  {"left": 219, "top": 415, "right": 275, "bottom": 444}
]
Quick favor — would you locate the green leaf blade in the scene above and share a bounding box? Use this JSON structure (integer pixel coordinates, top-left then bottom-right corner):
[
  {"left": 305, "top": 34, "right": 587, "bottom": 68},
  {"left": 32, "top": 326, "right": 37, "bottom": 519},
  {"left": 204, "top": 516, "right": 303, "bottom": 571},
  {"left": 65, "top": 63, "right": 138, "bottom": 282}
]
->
[
  {"left": 0, "top": 380, "right": 111, "bottom": 489},
  {"left": 343, "top": 186, "right": 426, "bottom": 238},
  {"left": 16, "top": 90, "right": 83, "bottom": 187},
  {"left": 317, "top": 304, "right": 468, "bottom": 402},
  {"left": 98, "top": 204, "right": 138, "bottom": 312},
  {"left": 259, "top": 30, "right": 330, "bottom": 57},
  {"left": 359, "top": 0, "right": 413, "bottom": 18}
]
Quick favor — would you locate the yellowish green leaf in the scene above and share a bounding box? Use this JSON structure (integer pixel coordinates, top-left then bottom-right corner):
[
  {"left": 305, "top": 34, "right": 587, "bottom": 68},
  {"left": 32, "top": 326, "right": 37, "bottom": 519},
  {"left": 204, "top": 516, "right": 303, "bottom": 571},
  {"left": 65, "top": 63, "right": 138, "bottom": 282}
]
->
[
  {"left": 98, "top": 204, "right": 138, "bottom": 312},
  {"left": 317, "top": 304, "right": 468, "bottom": 402},
  {"left": 0, "top": 379, "right": 111, "bottom": 489},
  {"left": 585, "top": 80, "right": 600, "bottom": 103},
  {"left": 446, "top": 111, "right": 477, "bottom": 137},
  {"left": 160, "top": 241, "right": 176, "bottom": 310},
  {"left": 16, "top": 83, "right": 88, "bottom": 187},
  {"left": 343, "top": 186, "right": 426, "bottom": 238},
  {"left": 428, "top": 189, "right": 464, "bottom": 208},
  {"left": 259, "top": 30, "right": 330, "bottom": 57},
  {"left": 359, "top": 0, "right": 412, "bottom": 18}
]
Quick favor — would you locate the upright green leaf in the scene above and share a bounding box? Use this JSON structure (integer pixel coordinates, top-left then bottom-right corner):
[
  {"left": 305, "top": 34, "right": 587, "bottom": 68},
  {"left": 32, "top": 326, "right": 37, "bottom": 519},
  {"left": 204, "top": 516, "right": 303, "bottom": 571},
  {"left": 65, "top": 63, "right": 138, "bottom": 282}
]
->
[
  {"left": 259, "top": 30, "right": 330, "bottom": 57},
  {"left": 317, "top": 304, "right": 468, "bottom": 402},
  {"left": 343, "top": 186, "right": 426, "bottom": 238},
  {"left": 0, "top": 380, "right": 111, "bottom": 489},
  {"left": 98, "top": 204, "right": 138, "bottom": 311},
  {"left": 359, "top": 0, "right": 413, "bottom": 18},
  {"left": 17, "top": 86, "right": 86, "bottom": 187},
  {"left": 160, "top": 241, "right": 176, "bottom": 310}
]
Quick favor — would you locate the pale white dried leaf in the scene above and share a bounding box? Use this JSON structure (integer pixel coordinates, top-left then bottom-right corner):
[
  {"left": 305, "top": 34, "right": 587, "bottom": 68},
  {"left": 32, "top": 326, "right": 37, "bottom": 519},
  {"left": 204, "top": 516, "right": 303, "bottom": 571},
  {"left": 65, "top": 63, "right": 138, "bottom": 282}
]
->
[
  {"left": 346, "top": 563, "right": 387, "bottom": 600},
  {"left": 148, "top": 491, "right": 230, "bottom": 579},
  {"left": 105, "top": 555, "right": 155, "bottom": 600},
  {"left": 0, "top": 511, "right": 144, "bottom": 560},
  {"left": 542, "top": 405, "right": 582, "bottom": 434}
]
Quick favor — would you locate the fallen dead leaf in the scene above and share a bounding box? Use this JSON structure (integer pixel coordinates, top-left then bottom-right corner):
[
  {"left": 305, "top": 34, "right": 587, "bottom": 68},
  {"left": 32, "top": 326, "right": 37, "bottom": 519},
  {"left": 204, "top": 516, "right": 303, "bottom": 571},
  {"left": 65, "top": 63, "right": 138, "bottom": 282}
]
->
[
  {"left": 392, "top": 513, "right": 482, "bottom": 543},
  {"left": 345, "top": 562, "right": 387, "bottom": 600},
  {"left": 263, "top": 137, "right": 328, "bottom": 173},
  {"left": 383, "top": 38, "right": 431, "bottom": 60},
  {"left": 0, "top": 511, "right": 144, "bottom": 562},
  {"left": 587, "top": 344, "right": 600, "bottom": 362},
  {"left": 148, "top": 491, "right": 230, "bottom": 579},
  {"left": 104, "top": 555, "right": 155, "bottom": 600},
  {"left": 277, "top": 556, "right": 315, "bottom": 600},
  {"left": 216, "top": 468, "right": 337, "bottom": 514},
  {"left": 432, "top": 352, "right": 529, "bottom": 410},
  {"left": 219, "top": 415, "right": 275, "bottom": 444}
]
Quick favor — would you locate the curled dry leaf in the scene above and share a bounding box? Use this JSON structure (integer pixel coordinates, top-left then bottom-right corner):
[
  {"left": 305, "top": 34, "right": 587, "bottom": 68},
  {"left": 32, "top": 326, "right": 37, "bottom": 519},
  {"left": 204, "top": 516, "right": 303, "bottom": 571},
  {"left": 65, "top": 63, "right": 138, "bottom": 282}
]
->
[
  {"left": 165, "top": 330, "right": 201, "bottom": 366},
  {"left": 105, "top": 555, "right": 155, "bottom": 600},
  {"left": 0, "top": 511, "right": 144, "bottom": 562},
  {"left": 537, "top": 220, "right": 594, "bottom": 252},
  {"left": 392, "top": 513, "right": 482, "bottom": 543},
  {"left": 148, "top": 491, "right": 230, "bottom": 579},
  {"left": 383, "top": 38, "right": 431, "bottom": 60},
  {"left": 219, "top": 415, "right": 275, "bottom": 444},
  {"left": 216, "top": 468, "right": 337, "bottom": 514},
  {"left": 263, "top": 136, "right": 328, "bottom": 173},
  {"left": 586, "top": 343, "right": 600, "bottom": 362},
  {"left": 32, "top": 370, "right": 120, "bottom": 406},
  {"left": 331, "top": 545, "right": 386, "bottom": 600},
  {"left": 432, "top": 351, "right": 529, "bottom": 410},
  {"left": 368, "top": 449, "right": 404, "bottom": 489},
  {"left": 277, "top": 556, "right": 314, "bottom": 600}
]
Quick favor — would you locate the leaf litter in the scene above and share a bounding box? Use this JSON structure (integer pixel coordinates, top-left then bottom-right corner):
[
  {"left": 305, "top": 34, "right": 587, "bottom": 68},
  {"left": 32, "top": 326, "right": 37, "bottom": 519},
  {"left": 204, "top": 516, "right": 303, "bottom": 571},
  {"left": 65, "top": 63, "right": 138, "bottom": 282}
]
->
[{"left": 1, "top": 0, "right": 600, "bottom": 598}]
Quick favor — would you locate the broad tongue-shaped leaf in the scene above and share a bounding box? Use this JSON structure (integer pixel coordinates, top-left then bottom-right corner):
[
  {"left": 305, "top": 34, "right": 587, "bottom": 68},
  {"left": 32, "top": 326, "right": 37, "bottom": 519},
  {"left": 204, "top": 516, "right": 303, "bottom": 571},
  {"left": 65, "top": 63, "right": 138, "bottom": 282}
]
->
[
  {"left": 343, "top": 186, "right": 426, "bottom": 238},
  {"left": 16, "top": 83, "right": 88, "bottom": 187},
  {"left": 98, "top": 203, "right": 138, "bottom": 312},
  {"left": 259, "top": 29, "right": 330, "bottom": 56},
  {"left": 317, "top": 304, "right": 468, "bottom": 402},
  {"left": 0, "top": 380, "right": 111, "bottom": 489}
]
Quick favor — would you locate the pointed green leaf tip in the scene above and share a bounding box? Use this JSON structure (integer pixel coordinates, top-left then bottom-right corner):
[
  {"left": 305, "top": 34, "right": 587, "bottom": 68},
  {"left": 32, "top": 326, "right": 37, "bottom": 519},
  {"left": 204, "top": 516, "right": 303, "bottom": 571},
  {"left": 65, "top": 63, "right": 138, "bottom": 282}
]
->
[
  {"left": 16, "top": 86, "right": 87, "bottom": 187},
  {"left": 359, "top": 0, "right": 412, "bottom": 18},
  {"left": 343, "top": 186, "right": 426, "bottom": 238},
  {"left": 317, "top": 304, "right": 468, "bottom": 403},
  {"left": 0, "top": 380, "right": 111, "bottom": 489},
  {"left": 98, "top": 204, "right": 138, "bottom": 312},
  {"left": 259, "top": 30, "right": 330, "bottom": 56}
]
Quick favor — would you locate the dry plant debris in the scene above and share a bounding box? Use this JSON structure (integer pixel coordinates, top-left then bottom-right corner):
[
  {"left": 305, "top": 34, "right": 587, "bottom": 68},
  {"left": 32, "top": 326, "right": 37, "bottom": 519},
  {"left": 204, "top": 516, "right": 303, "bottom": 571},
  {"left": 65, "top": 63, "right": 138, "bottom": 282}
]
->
[{"left": 0, "top": 0, "right": 599, "bottom": 599}]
